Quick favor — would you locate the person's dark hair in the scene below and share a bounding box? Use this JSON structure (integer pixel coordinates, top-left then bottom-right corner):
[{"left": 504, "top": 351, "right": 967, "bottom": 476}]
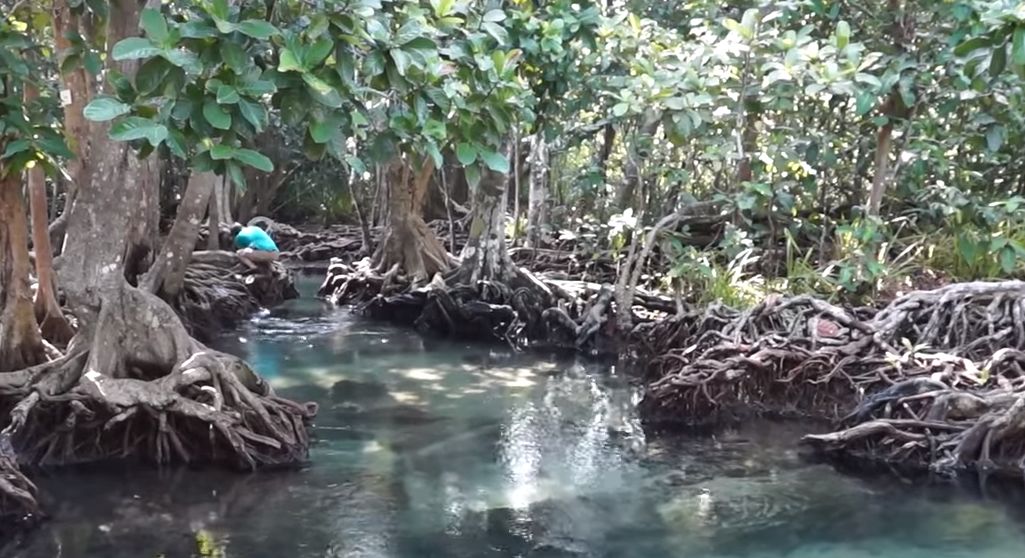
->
[{"left": 230, "top": 223, "right": 243, "bottom": 236}]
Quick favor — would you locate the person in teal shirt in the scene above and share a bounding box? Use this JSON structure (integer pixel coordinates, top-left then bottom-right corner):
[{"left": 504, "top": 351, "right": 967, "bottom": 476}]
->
[{"left": 231, "top": 223, "right": 279, "bottom": 269}]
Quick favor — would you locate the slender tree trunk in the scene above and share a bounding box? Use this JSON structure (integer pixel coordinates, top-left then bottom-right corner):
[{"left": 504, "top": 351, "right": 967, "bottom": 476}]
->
[
  {"left": 23, "top": 83, "right": 74, "bottom": 345},
  {"left": 347, "top": 169, "right": 373, "bottom": 256},
  {"left": 28, "top": 156, "right": 74, "bottom": 348},
  {"left": 511, "top": 130, "right": 522, "bottom": 244},
  {"left": 615, "top": 111, "right": 660, "bottom": 211},
  {"left": 371, "top": 156, "right": 451, "bottom": 281},
  {"left": 866, "top": 0, "right": 908, "bottom": 217},
  {"left": 0, "top": 172, "right": 47, "bottom": 371},
  {"left": 143, "top": 172, "right": 216, "bottom": 299},
  {"left": 50, "top": 0, "right": 93, "bottom": 254},
  {"left": 207, "top": 176, "right": 221, "bottom": 251},
  {"left": 525, "top": 134, "right": 548, "bottom": 249}
]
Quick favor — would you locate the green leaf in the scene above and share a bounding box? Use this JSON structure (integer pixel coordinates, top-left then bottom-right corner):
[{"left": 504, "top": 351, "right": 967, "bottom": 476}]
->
[
  {"left": 111, "top": 37, "right": 161, "bottom": 60},
  {"left": 480, "top": 149, "right": 509, "bottom": 173},
  {"left": 302, "top": 73, "right": 343, "bottom": 108},
  {"left": 482, "top": 22, "right": 509, "bottom": 45},
  {"left": 83, "top": 96, "right": 131, "bottom": 121},
  {"left": 237, "top": 20, "right": 279, "bottom": 40},
  {"left": 226, "top": 161, "right": 247, "bottom": 189},
  {"left": 209, "top": 0, "right": 229, "bottom": 19},
  {"left": 483, "top": 9, "right": 506, "bottom": 23},
  {"left": 954, "top": 36, "right": 991, "bottom": 57},
  {"left": 991, "top": 44, "right": 1008, "bottom": 78},
  {"left": 165, "top": 128, "right": 187, "bottom": 158},
  {"left": 456, "top": 143, "right": 478, "bottom": 165},
  {"left": 217, "top": 84, "right": 240, "bottom": 104},
  {"left": 136, "top": 57, "right": 171, "bottom": 96},
  {"left": 221, "top": 42, "right": 249, "bottom": 74},
  {"left": 390, "top": 48, "right": 411, "bottom": 76},
  {"left": 836, "top": 20, "right": 850, "bottom": 49},
  {"left": 161, "top": 49, "right": 201, "bottom": 74},
  {"left": 856, "top": 92, "right": 876, "bottom": 116},
  {"left": 986, "top": 125, "right": 1005, "bottom": 152},
  {"left": 431, "top": 0, "right": 455, "bottom": 17},
  {"left": 109, "top": 116, "right": 168, "bottom": 146},
  {"left": 310, "top": 113, "right": 342, "bottom": 143},
  {"left": 306, "top": 38, "right": 334, "bottom": 67},
  {"left": 238, "top": 79, "right": 276, "bottom": 96},
  {"left": 140, "top": 8, "right": 169, "bottom": 46},
  {"left": 1001, "top": 246, "right": 1017, "bottom": 274},
  {"left": 612, "top": 102, "right": 628, "bottom": 117},
  {"left": 238, "top": 98, "right": 268, "bottom": 132},
  {"left": 180, "top": 21, "right": 218, "bottom": 39},
  {"left": 1013, "top": 27, "right": 1025, "bottom": 66},
  {"left": 210, "top": 143, "right": 235, "bottom": 160},
  {"left": 279, "top": 48, "right": 305, "bottom": 72},
  {"left": 203, "top": 99, "right": 232, "bottom": 130},
  {"left": 1, "top": 139, "right": 31, "bottom": 159},
  {"left": 465, "top": 164, "right": 481, "bottom": 190},
  {"left": 234, "top": 148, "right": 274, "bottom": 172}
]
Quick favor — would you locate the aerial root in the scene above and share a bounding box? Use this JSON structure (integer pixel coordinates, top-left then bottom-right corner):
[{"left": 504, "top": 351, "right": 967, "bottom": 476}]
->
[{"left": 641, "top": 281, "right": 1025, "bottom": 478}]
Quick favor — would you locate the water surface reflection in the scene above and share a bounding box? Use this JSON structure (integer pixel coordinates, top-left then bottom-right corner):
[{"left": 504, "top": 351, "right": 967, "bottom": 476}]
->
[{"left": 7, "top": 276, "right": 1025, "bottom": 557}]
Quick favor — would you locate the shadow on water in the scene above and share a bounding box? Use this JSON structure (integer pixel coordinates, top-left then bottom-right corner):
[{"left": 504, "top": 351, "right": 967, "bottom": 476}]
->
[{"left": 7, "top": 275, "right": 1025, "bottom": 557}]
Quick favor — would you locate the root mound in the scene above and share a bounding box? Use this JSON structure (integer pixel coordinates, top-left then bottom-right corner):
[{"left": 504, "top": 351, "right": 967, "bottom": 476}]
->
[
  {"left": 1, "top": 284, "right": 315, "bottom": 522},
  {"left": 641, "top": 281, "right": 1025, "bottom": 478}
]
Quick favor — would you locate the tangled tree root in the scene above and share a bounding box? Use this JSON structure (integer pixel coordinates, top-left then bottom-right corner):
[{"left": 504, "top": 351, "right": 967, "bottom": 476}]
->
[
  {"left": 178, "top": 251, "right": 298, "bottom": 340},
  {"left": 0, "top": 284, "right": 315, "bottom": 521},
  {"left": 640, "top": 281, "right": 1025, "bottom": 478},
  {"left": 319, "top": 257, "right": 674, "bottom": 352}
]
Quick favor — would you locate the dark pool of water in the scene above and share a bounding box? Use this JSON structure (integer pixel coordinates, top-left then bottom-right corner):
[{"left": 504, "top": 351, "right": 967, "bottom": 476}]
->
[{"left": 6, "top": 275, "right": 1025, "bottom": 557}]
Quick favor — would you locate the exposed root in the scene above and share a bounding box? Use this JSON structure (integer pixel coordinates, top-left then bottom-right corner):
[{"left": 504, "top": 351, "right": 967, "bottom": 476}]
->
[
  {"left": 641, "top": 281, "right": 1025, "bottom": 478},
  {"left": 0, "top": 283, "right": 315, "bottom": 524},
  {"left": 178, "top": 251, "right": 298, "bottom": 340},
  {"left": 320, "top": 257, "right": 674, "bottom": 353}
]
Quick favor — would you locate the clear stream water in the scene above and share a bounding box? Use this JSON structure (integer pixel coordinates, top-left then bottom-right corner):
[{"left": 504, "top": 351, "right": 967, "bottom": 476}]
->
[{"left": 7, "top": 275, "right": 1025, "bottom": 557}]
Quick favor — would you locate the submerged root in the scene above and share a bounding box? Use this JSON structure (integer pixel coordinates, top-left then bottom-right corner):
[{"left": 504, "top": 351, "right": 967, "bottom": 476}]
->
[{"left": 641, "top": 281, "right": 1025, "bottom": 478}]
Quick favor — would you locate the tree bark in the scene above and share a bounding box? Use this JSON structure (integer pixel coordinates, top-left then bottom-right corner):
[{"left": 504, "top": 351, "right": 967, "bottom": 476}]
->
[
  {"left": 455, "top": 145, "right": 516, "bottom": 284},
  {"left": 525, "top": 134, "right": 548, "bottom": 249},
  {"left": 143, "top": 172, "right": 216, "bottom": 299},
  {"left": 615, "top": 111, "right": 660, "bottom": 211},
  {"left": 866, "top": 0, "right": 909, "bottom": 217},
  {"left": 207, "top": 175, "right": 222, "bottom": 251},
  {"left": 0, "top": 173, "right": 46, "bottom": 372},
  {"left": 49, "top": 0, "right": 93, "bottom": 254},
  {"left": 371, "top": 156, "right": 452, "bottom": 281}
]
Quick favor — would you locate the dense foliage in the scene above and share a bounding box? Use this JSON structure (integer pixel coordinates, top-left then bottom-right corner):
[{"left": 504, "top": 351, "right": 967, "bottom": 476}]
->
[{"left": 6, "top": 0, "right": 1025, "bottom": 303}]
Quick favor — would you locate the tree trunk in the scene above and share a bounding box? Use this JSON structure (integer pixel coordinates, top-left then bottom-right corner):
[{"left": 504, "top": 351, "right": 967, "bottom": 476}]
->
[
  {"left": 347, "top": 169, "right": 373, "bottom": 256},
  {"left": 525, "top": 135, "right": 548, "bottom": 249},
  {"left": 28, "top": 149, "right": 75, "bottom": 348},
  {"left": 0, "top": 173, "right": 46, "bottom": 372},
  {"left": 207, "top": 175, "right": 221, "bottom": 251},
  {"left": 866, "top": 122, "right": 894, "bottom": 217},
  {"left": 455, "top": 146, "right": 516, "bottom": 284},
  {"left": 371, "top": 156, "right": 452, "bottom": 281},
  {"left": 23, "top": 83, "right": 74, "bottom": 346},
  {"left": 49, "top": 0, "right": 93, "bottom": 254},
  {"left": 866, "top": 0, "right": 908, "bottom": 217},
  {"left": 735, "top": 99, "right": 760, "bottom": 185},
  {"left": 615, "top": 111, "right": 660, "bottom": 211},
  {"left": 143, "top": 172, "right": 216, "bottom": 299}
]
